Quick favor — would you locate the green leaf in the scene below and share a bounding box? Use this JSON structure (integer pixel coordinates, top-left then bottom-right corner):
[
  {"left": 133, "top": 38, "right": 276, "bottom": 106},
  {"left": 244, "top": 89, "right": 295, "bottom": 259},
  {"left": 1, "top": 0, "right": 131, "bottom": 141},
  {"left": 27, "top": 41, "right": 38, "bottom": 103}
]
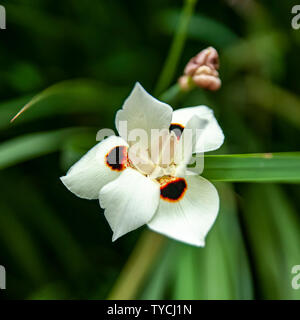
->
[
  {"left": 0, "top": 202, "right": 47, "bottom": 284},
  {"left": 173, "top": 244, "right": 200, "bottom": 299},
  {"left": 193, "top": 183, "right": 253, "bottom": 299},
  {"left": 245, "top": 76, "right": 300, "bottom": 129},
  {"left": 242, "top": 184, "right": 300, "bottom": 299},
  {"left": 27, "top": 282, "right": 70, "bottom": 300},
  {"left": 213, "top": 183, "right": 253, "bottom": 299},
  {"left": 162, "top": 184, "right": 253, "bottom": 300},
  {"left": 0, "top": 171, "right": 91, "bottom": 279},
  {"left": 60, "top": 131, "right": 96, "bottom": 171},
  {"left": 5, "top": 79, "right": 127, "bottom": 128},
  {"left": 107, "top": 231, "right": 166, "bottom": 300},
  {"left": 140, "top": 242, "right": 177, "bottom": 300},
  {"left": 154, "top": 0, "right": 198, "bottom": 95},
  {"left": 0, "top": 128, "right": 93, "bottom": 170},
  {"left": 202, "top": 152, "right": 300, "bottom": 183},
  {"left": 156, "top": 9, "right": 238, "bottom": 49},
  {"left": 0, "top": 96, "right": 31, "bottom": 130}
]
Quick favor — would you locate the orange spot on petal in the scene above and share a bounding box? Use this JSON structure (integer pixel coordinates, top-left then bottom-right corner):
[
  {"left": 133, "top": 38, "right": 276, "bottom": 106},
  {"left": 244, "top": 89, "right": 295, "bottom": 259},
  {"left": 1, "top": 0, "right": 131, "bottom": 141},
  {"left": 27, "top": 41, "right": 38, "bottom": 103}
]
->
[
  {"left": 160, "top": 177, "right": 187, "bottom": 202},
  {"left": 170, "top": 123, "right": 184, "bottom": 140},
  {"left": 105, "top": 146, "right": 128, "bottom": 171}
]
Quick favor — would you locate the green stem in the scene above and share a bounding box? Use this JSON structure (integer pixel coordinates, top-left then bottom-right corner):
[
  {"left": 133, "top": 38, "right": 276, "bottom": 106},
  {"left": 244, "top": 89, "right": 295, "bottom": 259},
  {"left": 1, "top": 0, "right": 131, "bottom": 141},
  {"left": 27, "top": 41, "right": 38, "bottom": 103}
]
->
[
  {"left": 154, "top": 0, "right": 197, "bottom": 96},
  {"left": 107, "top": 230, "right": 166, "bottom": 300}
]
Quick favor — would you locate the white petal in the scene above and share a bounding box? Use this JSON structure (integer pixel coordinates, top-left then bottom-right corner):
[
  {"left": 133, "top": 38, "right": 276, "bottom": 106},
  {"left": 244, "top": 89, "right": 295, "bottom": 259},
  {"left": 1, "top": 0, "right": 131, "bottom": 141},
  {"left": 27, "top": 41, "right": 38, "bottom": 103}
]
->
[
  {"left": 60, "top": 136, "right": 128, "bottom": 200},
  {"left": 99, "top": 168, "right": 160, "bottom": 241},
  {"left": 148, "top": 176, "right": 219, "bottom": 246},
  {"left": 115, "top": 83, "right": 173, "bottom": 144},
  {"left": 171, "top": 106, "right": 224, "bottom": 153},
  {"left": 174, "top": 115, "right": 207, "bottom": 176}
]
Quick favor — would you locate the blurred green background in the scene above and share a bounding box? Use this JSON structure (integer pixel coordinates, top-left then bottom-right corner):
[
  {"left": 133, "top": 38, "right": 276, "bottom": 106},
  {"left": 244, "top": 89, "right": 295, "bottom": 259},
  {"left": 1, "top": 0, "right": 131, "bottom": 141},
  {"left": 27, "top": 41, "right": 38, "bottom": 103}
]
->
[{"left": 0, "top": 0, "right": 300, "bottom": 299}]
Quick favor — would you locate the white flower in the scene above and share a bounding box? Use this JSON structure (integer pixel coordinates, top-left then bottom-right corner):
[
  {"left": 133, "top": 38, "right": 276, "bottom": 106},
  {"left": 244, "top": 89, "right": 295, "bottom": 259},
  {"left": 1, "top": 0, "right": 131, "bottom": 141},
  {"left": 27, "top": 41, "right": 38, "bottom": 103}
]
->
[{"left": 60, "top": 83, "right": 224, "bottom": 246}]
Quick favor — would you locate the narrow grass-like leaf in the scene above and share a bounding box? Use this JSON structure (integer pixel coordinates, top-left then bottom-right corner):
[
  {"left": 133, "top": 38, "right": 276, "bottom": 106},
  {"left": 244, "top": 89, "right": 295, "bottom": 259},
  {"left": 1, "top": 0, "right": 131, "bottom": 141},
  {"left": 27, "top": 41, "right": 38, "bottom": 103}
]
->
[
  {"left": 202, "top": 152, "right": 300, "bottom": 183},
  {"left": 246, "top": 76, "right": 300, "bottom": 129},
  {"left": 168, "top": 183, "right": 253, "bottom": 300},
  {"left": 0, "top": 128, "right": 92, "bottom": 170},
  {"left": 27, "top": 283, "right": 70, "bottom": 300},
  {"left": 173, "top": 244, "right": 200, "bottom": 299},
  {"left": 6, "top": 79, "right": 126, "bottom": 127},
  {"left": 60, "top": 131, "right": 96, "bottom": 171},
  {"left": 0, "top": 203, "right": 47, "bottom": 284},
  {"left": 154, "top": 0, "right": 198, "bottom": 95},
  {"left": 107, "top": 231, "right": 166, "bottom": 300},
  {"left": 213, "top": 183, "right": 253, "bottom": 299},
  {"left": 1, "top": 171, "right": 91, "bottom": 279},
  {"left": 156, "top": 10, "right": 238, "bottom": 48},
  {"left": 140, "top": 242, "right": 177, "bottom": 300},
  {"left": 193, "top": 183, "right": 253, "bottom": 299},
  {"left": 242, "top": 184, "right": 300, "bottom": 299}
]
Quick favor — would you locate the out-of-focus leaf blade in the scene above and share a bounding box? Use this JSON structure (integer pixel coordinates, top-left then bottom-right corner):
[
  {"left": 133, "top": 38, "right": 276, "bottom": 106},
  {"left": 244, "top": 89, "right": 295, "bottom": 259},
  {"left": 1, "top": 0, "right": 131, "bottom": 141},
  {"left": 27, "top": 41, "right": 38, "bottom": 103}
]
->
[
  {"left": 202, "top": 153, "right": 300, "bottom": 182},
  {"left": 27, "top": 283, "right": 70, "bottom": 300},
  {"left": 156, "top": 9, "right": 238, "bottom": 48},
  {"left": 194, "top": 183, "right": 253, "bottom": 299},
  {"left": 245, "top": 76, "right": 300, "bottom": 129},
  {"left": 0, "top": 203, "right": 47, "bottom": 284},
  {"left": 167, "top": 183, "right": 253, "bottom": 300},
  {"left": 140, "top": 242, "right": 177, "bottom": 300},
  {"left": 107, "top": 231, "right": 166, "bottom": 300},
  {"left": 213, "top": 183, "right": 253, "bottom": 299},
  {"left": 0, "top": 96, "right": 31, "bottom": 129},
  {"left": 222, "top": 33, "right": 287, "bottom": 80},
  {"left": 242, "top": 184, "right": 300, "bottom": 299},
  {"left": 0, "top": 128, "right": 93, "bottom": 170},
  {"left": 154, "top": 0, "right": 198, "bottom": 95},
  {"left": 5, "top": 79, "right": 127, "bottom": 128},
  {"left": 173, "top": 244, "right": 199, "bottom": 299},
  {"left": 1, "top": 171, "right": 91, "bottom": 279},
  {"left": 60, "top": 131, "right": 96, "bottom": 171}
]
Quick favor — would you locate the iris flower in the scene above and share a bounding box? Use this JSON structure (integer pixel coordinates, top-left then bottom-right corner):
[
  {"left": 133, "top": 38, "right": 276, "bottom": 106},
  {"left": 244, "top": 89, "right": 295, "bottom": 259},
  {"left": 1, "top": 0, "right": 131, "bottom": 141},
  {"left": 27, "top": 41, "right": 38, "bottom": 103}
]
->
[{"left": 61, "top": 83, "right": 224, "bottom": 246}]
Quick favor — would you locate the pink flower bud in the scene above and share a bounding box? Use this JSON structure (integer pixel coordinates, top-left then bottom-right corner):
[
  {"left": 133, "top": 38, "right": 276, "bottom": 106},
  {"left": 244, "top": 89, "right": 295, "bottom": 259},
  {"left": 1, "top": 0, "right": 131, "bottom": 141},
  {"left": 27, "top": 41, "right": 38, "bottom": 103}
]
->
[
  {"left": 178, "top": 75, "right": 193, "bottom": 91},
  {"left": 192, "top": 66, "right": 221, "bottom": 91},
  {"left": 178, "top": 47, "right": 221, "bottom": 91}
]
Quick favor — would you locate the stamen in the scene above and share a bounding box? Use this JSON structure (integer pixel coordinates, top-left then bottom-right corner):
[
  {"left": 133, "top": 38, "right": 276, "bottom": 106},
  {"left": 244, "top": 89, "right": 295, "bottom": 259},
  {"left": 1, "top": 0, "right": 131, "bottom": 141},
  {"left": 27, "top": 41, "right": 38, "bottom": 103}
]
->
[{"left": 105, "top": 146, "right": 128, "bottom": 171}]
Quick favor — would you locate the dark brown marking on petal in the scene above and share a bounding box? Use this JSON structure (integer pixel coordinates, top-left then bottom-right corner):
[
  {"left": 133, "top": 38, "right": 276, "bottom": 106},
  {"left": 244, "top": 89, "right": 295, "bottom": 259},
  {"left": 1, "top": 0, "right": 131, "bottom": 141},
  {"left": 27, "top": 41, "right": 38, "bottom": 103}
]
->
[
  {"left": 169, "top": 123, "right": 184, "bottom": 140},
  {"left": 160, "top": 177, "right": 187, "bottom": 202},
  {"left": 105, "top": 146, "right": 128, "bottom": 171}
]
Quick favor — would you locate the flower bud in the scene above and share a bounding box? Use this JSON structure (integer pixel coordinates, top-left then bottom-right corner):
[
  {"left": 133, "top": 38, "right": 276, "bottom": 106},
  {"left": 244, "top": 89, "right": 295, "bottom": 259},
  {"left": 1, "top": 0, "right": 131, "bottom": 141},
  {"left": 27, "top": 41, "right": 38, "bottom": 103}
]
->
[
  {"left": 178, "top": 75, "right": 193, "bottom": 91},
  {"left": 178, "top": 47, "right": 221, "bottom": 91},
  {"left": 193, "top": 66, "right": 221, "bottom": 91}
]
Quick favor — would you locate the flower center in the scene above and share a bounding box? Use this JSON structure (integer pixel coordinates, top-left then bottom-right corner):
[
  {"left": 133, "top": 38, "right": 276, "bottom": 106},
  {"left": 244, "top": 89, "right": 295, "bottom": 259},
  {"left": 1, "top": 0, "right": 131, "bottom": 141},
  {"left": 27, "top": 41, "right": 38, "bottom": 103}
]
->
[{"left": 126, "top": 130, "right": 179, "bottom": 179}]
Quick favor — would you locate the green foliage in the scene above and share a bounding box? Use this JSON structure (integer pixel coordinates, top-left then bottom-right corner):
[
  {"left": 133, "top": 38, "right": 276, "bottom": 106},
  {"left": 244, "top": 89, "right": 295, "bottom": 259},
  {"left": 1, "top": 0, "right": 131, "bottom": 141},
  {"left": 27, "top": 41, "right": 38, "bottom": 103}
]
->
[
  {"left": 203, "top": 153, "right": 300, "bottom": 183},
  {"left": 0, "top": 128, "right": 90, "bottom": 170},
  {"left": 242, "top": 184, "right": 300, "bottom": 299},
  {"left": 140, "top": 183, "right": 253, "bottom": 300}
]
